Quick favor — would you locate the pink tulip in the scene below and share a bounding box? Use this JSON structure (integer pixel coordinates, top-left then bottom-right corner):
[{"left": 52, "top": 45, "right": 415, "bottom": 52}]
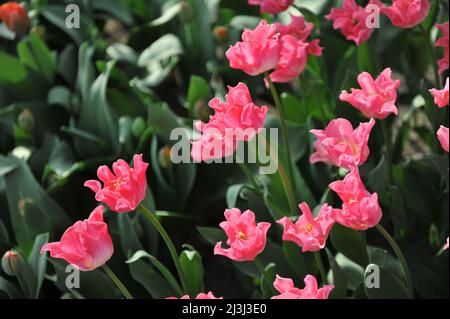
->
[
  {"left": 84, "top": 154, "right": 148, "bottom": 213},
  {"left": 275, "top": 14, "right": 324, "bottom": 56},
  {"left": 269, "top": 35, "right": 310, "bottom": 83},
  {"left": 378, "top": 0, "right": 431, "bottom": 29},
  {"left": 40, "top": 206, "right": 113, "bottom": 271},
  {"left": 167, "top": 292, "right": 223, "bottom": 299},
  {"left": 191, "top": 83, "right": 268, "bottom": 162},
  {"left": 271, "top": 275, "right": 334, "bottom": 299},
  {"left": 325, "top": 0, "right": 381, "bottom": 46},
  {"left": 429, "top": 78, "right": 449, "bottom": 108},
  {"left": 444, "top": 238, "right": 449, "bottom": 250},
  {"left": 277, "top": 203, "right": 336, "bottom": 252},
  {"left": 310, "top": 118, "right": 376, "bottom": 170},
  {"left": 248, "top": 0, "right": 293, "bottom": 14},
  {"left": 435, "top": 22, "right": 449, "bottom": 75},
  {"left": 329, "top": 168, "right": 382, "bottom": 230},
  {"left": 437, "top": 126, "right": 449, "bottom": 152},
  {"left": 226, "top": 20, "right": 281, "bottom": 76},
  {"left": 214, "top": 208, "right": 271, "bottom": 262},
  {"left": 340, "top": 68, "right": 400, "bottom": 119}
]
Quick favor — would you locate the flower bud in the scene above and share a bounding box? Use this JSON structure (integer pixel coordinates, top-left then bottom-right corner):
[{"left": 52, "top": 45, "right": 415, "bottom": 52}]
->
[
  {"left": 193, "top": 100, "right": 211, "bottom": 122},
  {"left": 179, "top": 1, "right": 193, "bottom": 23},
  {"left": 131, "top": 117, "right": 146, "bottom": 138},
  {"left": 158, "top": 146, "right": 173, "bottom": 169},
  {"left": 0, "top": 2, "right": 30, "bottom": 36},
  {"left": 213, "top": 26, "right": 228, "bottom": 42},
  {"left": 1, "top": 250, "right": 23, "bottom": 277},
  {"left": 18, "top": 108, "right": 34, "bottom": 132}
]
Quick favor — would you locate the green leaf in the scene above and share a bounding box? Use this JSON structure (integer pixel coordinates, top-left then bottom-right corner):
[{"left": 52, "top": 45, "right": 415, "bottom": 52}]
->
[
  {"left": 331, "top": 223, "right": 369, "bottom": 267},
  {"left": 76, "top": 60, "right": 119, "bottom": 157},
  {"left": 326, "top": 249, "right": 349, "bottom": 299},
  {"left": 187, "top": 75, "right": 211, "bottom": 118},
  {"left": 226, "top": 184, "right": 247, "bottom": 208},
  {"left": 368, "top": 156, "right": 389, "bottom": 196},
  {"left": 230, "top": 16, "right": 260, "bottom": 30},
  {"left": 126, "top": 250, "right": 182, "bottom": 296},
  {"left": 1, "top": 156, "right": 70, "bottom": 255},
  {"left": 364, "top": 264, "right": 409, "bottom": 299},
  {"left": 48, "top": 86, "right": 72, "bottom": 110},
  {"left": 282, "top": 241, "right": 316, "bottom": 280},
  {"left": 0, "top": 219, "right": 9, "bottom": 243},
  {"left": 106, "top": 43, "right": 138, "bottom": 64},
  {"left": 138, "top": 34, "right": 183, "bottom": 67},
  {"left": 146, "top": 2, "right": 182, "bottom": 27},
  {"left": 427, "top": 154, "right": 449, "bottom": 186},
  {"left": 197, "top": 226, "right": 226, "bottom": 246},
  {"left": 118, "top": 213, "right": 143, "bottom": 257},
  {"left": 75, "top": 43, "right": 95, "bottom": 100},
  {"left": 93, "top": 0, "right": 133, "bottom": 25},
  {"left": 179, "top": 247, "right": 204, "bottom": 296},
  {"left": 335, "top": 253, "right": 365, "bottom": 290},
  {"left": 49, "top": 259, "right": 119, "bottom": 298},
  {"left": 18, "top": 34, "right": 55, "bottom": 83},
  {"left": 28, "top": 233, "right": 49, "bottom": 298},
  {"left": 127, "top": 258, "right": 177, "bottom": 298},
  {"left": 0, "top": 276, "right": 23, "bottom": 299},
  {"left": 15, "top": 257, "right": 37, "bottom": 299},
  {"left": 41, "top": 5, "right": 88, "bottom": 45}
]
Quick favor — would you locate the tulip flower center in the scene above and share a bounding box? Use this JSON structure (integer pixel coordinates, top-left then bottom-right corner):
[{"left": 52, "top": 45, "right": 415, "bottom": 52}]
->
[
  {"left": 238, "top": 231, "right": 248, "bottom": 240},
  {"left": 113, "top": 178, "right": 124, "bottom": 190},
  {"left": 305, "top": 223, "right": 314, "bottom": 233}
]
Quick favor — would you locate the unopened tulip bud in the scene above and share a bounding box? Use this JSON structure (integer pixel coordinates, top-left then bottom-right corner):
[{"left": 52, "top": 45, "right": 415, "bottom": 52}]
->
[
  {"left": 213, "top": 26, "right": 228, "bottom": 42},
  {"left": 179, "top": 1, "right": 193, "bottom": 23},
  {"left": 0, "top": 2, "right": 30, "bottom": 37},
  {"left": 132, "top": 117, "right": 146, "bottom": 138},
  {"left": 193, "top": 100, "right": 211, "bottom": 122},
  {"left": 2, "top": 250, "right": 23, "bottom": 277},
  {"left": 158, "top": 146, "right": 173, "bottom": 169},
  {"left": 18, "top": 109, "right": 34, "bottom": 132}
]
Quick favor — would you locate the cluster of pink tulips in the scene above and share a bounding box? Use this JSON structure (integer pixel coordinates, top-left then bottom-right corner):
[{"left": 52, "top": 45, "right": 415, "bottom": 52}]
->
[{"left": 39, "top": 0, "right": 449, "bottom": 299}]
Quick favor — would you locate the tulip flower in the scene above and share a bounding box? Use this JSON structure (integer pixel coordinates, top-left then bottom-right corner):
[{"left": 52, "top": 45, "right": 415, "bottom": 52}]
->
[
  {"left": 84, "top": 154, "right": 148, "bottom": 213},
  {"left": 329, "top": 168, "right": 382, "bottom": 230},
  {"left": 340, "top": 68, "right": 400, "bottom": 119},
  {"left": 248, "top": 0, "right": 293, "bottom": 14},
  {"left": 226, "top": 20, "right": 281, "bottom": 76},
  {"left": 271, "top": 275, "right": 334, "bottom": 299},
  {"left": 435, "top": 22, "right": 449, "bottom": 75},
  {"left": 0, "top": 2, "right": 30, "bottom": 36},
  {"left": 41, "top": 206, "right": 113, "bottom": 271},
  {"left": 310, "top": 118, "right": 376, "bottom": 170},
  {"left": 325, "top": 0, "right": 381, "bottom": 46},
  {"left": 275, "top": 14, "right": 323, "bottom": 56},
  {"left": 167, "top": 292, "right": 223, "bottom": 299},
  {"left": 376, "top": 0, "right": 431, "bottom": 29},
  {"left": 191, "top": 83, "right": 268, "bottom": 162},
  {"left": 277, "top": 203, "right": 336, "bottom": 252},
  {"left": 429, "top": 78, "right": 449, "bottom": 108},
  {"left": 437, "top": 126, "right": 449, "bottom": 152},
  {"left": 214, "top": 208, "right": 271, "bottom": 261}
]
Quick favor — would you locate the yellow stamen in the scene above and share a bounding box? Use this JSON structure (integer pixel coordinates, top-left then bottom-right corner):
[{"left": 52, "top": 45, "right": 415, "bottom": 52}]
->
[
  {"left": 305, "top": 224, "right": 313, "bottom": 232},
  {"left": 238, "top": 231, "right": 248, "bottom": 240}
]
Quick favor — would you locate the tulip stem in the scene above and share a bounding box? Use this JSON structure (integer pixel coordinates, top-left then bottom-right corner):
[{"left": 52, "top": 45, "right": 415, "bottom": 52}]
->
[
  {"left": 380, "top": 120, "right": 393, "bottom": 184},
  {"left": 138, "top": 204, "right": 187, "bottom": 294},
  {"left": 314, "top": 251, "right": 328, "bottom": 285},
  {"left": 375, "top": 224, "right": 414, "bottom": 298},
  {"left": 264, "top": 73, "right": 297, "bottom": 215},
  {"left": 102, "top": 264, "right": 133, "bottom": 299},
  {"left": 237, "top": 161, "right": 261, "bottom": 190},
  {"left": 254, "top": 257, "right": 277, "bottom": 296},
  {"left": 418, "top": 24, "right": 442, "bottom": 88}
]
